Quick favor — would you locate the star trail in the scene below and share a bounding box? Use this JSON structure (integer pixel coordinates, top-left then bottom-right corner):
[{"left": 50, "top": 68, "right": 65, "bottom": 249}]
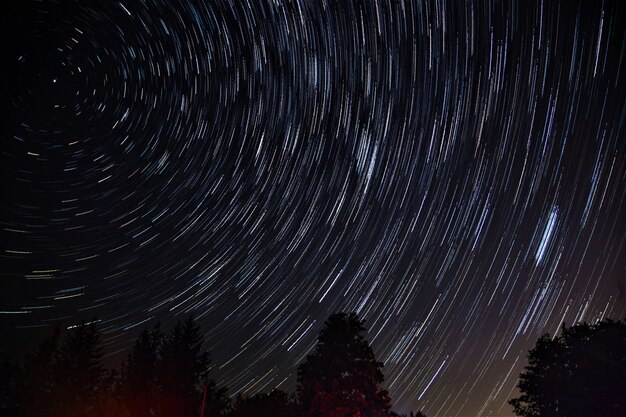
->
[{"left": 2, "top": 0, "right": 625, "bottom": 416}]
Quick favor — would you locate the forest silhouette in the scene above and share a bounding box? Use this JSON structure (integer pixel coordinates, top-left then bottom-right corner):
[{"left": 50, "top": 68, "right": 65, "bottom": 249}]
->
[
  {"left": 1, "top": 313, "right": 624, "bottom": 417},
  {"left": 509, "top": 319, "right": 626, "bottom": 417}
]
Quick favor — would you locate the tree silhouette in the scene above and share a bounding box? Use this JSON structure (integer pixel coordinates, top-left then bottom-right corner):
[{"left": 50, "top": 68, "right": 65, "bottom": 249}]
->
[
  {"left": 118, "top": 323, "right": 164, "bottom": 417},
  {"left": 55, "top": 320, "right": 108, "bottom": 417},
  {"left": 509, "top": 319, "right": 626, "bottom": 417},
  {"left": 159, "top": 315, "right": 228, "bottom": 417},
  {"left": 15, "top": 325, "right": 62, "bottom": 417},
  {"left": 297, "top": 313, "right": 391, "bottom": 417},
  {"left": 14, "top": 320, "right": 108, "bottom": 417},
  {"left": 3, "top": 313, "right": 403, "bottom": 417},
  {"left": 2, "top": 317, "right": 232, "bottom": 417},
  {"left": 230, "top": 389, "right": 295, "bottom": 417},
  {"left": 198, "top": 376, "right": 230, "bottom": 417}
]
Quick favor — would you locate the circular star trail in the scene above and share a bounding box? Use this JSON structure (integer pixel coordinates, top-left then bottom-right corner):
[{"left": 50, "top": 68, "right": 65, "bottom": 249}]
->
[{"left": 2, "top": 1, "right": 625, "bottom": 415}]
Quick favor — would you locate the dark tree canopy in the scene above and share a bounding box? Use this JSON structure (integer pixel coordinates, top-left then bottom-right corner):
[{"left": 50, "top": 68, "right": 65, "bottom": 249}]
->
[
  {"left": 118, "top": 323, "right": 164, "bottom": 417},
  {"left": 15, "top": 325, "right": 62, "bottom": 417},
  {"left": 509, "top": 319, "right": 626, "bottom": 417},
  {"left": 2, "top": 313, "right": 409, "bottom": 417},
  {"left": 230, "top": 389, "right": 295, "bottom": 417},
  {"left": 114, "top": 317, "right": 229, "bottom": 417},
  {"left": 0, "top": 316, "right": 230, "bottom": 417},
  {"left": 15, "top": 321, "right": 109, "bottom": 417},
  {"left": 297, "top": 312, "right": 391, "bottom": 417},
  {"left": 160, "top": 316, "right": 206, "bottom": 416},
  {"left": 56, "top": 321, "right": 108, "bottom": 417},
  {"left": 157, "top": 316, "right": 226, "bottom": 417}
]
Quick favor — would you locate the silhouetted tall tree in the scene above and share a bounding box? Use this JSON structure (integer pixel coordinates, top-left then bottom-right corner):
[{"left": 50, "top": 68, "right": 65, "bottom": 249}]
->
[
  {"left": 118, "top": 323, "right": 164, "bottom": 417},
  {"left": 55, "top": 320, "right": 107, "bottom": 417},
  {"left": 297, "top": 313, "right": 391, "bottom": 417},
  {"left": 15, "top": 321, "right": 107, "bottom": 417},
  {"left": 2, "top": 317, "right": 234, "bottom": 417},
  {"left": 159, "top": 315, "right": 225, "bottom": 417},
  {"left": 509, "top": 319, "right": 626, "bottom": 417},
  {"left": 16, "top": 325, "right": 62, "bottom": 417}
]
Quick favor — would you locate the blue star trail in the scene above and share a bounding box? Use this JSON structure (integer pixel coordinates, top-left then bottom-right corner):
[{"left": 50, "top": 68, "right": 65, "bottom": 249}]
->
[{"left": 2, "top": 1, "right": 625, "bottom": 416}]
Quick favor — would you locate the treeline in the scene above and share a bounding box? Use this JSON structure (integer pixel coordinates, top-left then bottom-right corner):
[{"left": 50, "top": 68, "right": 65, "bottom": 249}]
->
[
  {"left": 0, "top": 313, "right": 426, "bottom": 417},
  {"left": 509, "top": 318, "right": 626, "bottom": 417},
  {"left": 2, "top": 313, "right": 625, "bottom": 417}
]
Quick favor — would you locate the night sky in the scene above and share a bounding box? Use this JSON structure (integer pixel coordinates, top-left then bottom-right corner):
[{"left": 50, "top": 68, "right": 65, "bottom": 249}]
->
[{"left": 2, "top": 0, "right": 625, "bottom": 416}]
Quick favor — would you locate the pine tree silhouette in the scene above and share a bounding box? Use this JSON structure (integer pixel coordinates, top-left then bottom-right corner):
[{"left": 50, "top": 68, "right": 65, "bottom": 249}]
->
[
  {"left": 16, "top": 325, "right": 62, "bottom": 417},
  {"left": 510, "top": 319, "right": 626, "bottom": 417},
  {"left": 118, "top": 323, "right": 164, "bottom": 417},
  {"left": 297, "top": 313, "right": 391, "bottom": 417},
  {"left": 159, "top": 316, "right": 228, "bottom": 417},
  {"left": 55, "top": 320, "right": 107, "bottom": 417}
]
